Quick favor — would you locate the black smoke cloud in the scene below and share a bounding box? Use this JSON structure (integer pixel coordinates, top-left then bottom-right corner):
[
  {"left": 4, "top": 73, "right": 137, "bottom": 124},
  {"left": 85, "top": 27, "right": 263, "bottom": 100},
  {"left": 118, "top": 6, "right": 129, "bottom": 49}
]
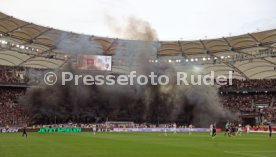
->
[
  {"left": 20, "top": 63, "right": 232, "bottom": 126},
  {"left": 19, "top": 17, "right": 234, "bottom": 127}
]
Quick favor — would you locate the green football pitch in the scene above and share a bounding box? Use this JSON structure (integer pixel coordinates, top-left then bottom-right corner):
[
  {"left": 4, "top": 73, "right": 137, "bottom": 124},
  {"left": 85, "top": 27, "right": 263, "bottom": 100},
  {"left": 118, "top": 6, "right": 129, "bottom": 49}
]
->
[{"left": 0, "top": 132, "right": 275, "bottom": 157}]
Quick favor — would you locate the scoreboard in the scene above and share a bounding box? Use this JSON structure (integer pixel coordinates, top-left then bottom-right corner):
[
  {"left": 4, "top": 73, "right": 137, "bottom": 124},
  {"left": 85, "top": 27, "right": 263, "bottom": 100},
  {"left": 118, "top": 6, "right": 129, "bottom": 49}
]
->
[{"left": 77, "top": 55, "right": 112, "bottom": 71}]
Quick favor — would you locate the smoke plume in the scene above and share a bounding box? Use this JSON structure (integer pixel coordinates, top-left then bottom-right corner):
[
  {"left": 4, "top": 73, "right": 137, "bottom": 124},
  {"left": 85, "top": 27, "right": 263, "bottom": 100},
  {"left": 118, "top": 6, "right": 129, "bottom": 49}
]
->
[
  {"left": 19, "top": 16, "right": 234, "bottom": 127},
  {"left": 104, "top": 15, "right": 158, "bottom": 40}
]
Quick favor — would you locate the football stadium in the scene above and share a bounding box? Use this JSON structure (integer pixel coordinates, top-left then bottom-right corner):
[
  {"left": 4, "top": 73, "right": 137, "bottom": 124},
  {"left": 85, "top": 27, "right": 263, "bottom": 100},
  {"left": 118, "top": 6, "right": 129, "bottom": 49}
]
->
[{"left": 0, "top": 0, "right": 276, "bottom": 157}]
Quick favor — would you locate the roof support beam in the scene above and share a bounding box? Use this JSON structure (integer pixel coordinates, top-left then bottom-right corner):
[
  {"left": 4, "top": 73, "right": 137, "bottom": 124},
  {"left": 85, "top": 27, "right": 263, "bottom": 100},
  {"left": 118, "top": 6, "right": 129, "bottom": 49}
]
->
[
  {"left": 21, "top": 28, "right": 52, "bottom": 44},
  {"left": 248, "top": 33, "right": 260, "bottom": 46},
  {"left": 0, "top": 57, "right": 16, "bottom": 65},
  {"left": 156, "top": 41, "right": 160, "bottom": 58},
  {"left": 178, "top": 41, "right": 187, "bottom": 58},
  {"left": 30, "top": 28, "right": 52, "bottom": 41},
  {"left": 222, "top": 37, "right": 233, "bottom": 50},
  {"left": 59, "top": 60, "right": 68, "bottom": 68},
  {"left": 0, "top": 16, "right": 11, "bottom": 21},
  {"left": 199, "top": 40, "right": 209, "bottom": 54},
  {"left": 41, "top": 32, "right": 73, "bottom": 54},
  {"left": 224, "top": 62, "right": 249, "bottom": 79},
  {"left": 105, "top": 38, "right": 118, "bottom": 54},
  {"left": 263, "top": 58, "right": 276, "bottom": 66},
  {"left": 17, "top": 55, "right": 36, "bottom": 66},
  {"left": 0, "top": 52, "right": 25, "bottom": 61},
  {"left": 209, "top": 52, "right": 248, "bottom": 79},
  {"left": 199, "top": 39, "right": 215, "bottom": 60},
  {"left": 6, "top": 23, "right": 31, "bottom": 35}
]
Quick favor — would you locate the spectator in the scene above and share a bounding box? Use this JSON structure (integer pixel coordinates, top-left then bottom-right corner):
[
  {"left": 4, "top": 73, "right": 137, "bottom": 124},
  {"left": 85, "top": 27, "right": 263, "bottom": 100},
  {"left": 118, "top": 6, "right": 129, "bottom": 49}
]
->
[
  {"left": 0, "top": 66, "right": 28, "bottom": 84},
  {"left": 0, "top": 87, "right": 30, "bottom": 127}
]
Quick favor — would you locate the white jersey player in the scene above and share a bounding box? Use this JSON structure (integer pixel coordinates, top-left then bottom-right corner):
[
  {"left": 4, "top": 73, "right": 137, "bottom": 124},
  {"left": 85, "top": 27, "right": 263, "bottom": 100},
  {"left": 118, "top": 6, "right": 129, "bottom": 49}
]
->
[
  {"left": 189, "top": 124, "right": 193, "bottom": 135},
  {"left": 92, "top": 125, "right": 97, "bottom": 135},
  {"left": 173, "top": 123, "right": 177, "bottom": 134},
  {"left": 236, "top": 124, "right": 242, "bottom": 136},
  {"left": 246, "top": 125, "right": 250, "bottom": 134},
  {"left": 164, "top": 125, "right": 168, "bottom": 136},
  {"left": 210, "top": 124, "right": 213, "bottom": 135}
]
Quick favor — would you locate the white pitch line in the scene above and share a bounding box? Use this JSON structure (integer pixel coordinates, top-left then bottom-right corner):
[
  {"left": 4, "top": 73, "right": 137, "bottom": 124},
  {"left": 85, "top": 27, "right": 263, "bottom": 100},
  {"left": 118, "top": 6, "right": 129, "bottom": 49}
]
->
[
  {"left": 224, "top": 150, "right": 276, "bottom": 157},
  {"left": 233, "top": 151, "right": 276, "bottom": 152},
  {"left": 224, "top": 151, "right": 264, "bottom": 157}
]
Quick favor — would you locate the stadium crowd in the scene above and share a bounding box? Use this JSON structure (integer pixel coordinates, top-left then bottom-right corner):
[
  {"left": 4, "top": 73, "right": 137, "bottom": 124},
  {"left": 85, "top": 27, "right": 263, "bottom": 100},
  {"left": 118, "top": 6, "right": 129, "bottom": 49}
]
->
[
  {"left": 0, "top": 66, "right": 28, "bottom": 84},
  {"left": 0, "top": 87, "right": 30, "bottom": 127},
  {"left": 220, "top": 79, "right": 276, "bottom": 90},
  {"left": 221, "top": 94, "right": 254, "bottom": 113},
  {"left": 1, "top": 67, "right": 276, "bottom": 127},
  {"left": 220, "top": 93, "right": 276, "bottom": 120}
]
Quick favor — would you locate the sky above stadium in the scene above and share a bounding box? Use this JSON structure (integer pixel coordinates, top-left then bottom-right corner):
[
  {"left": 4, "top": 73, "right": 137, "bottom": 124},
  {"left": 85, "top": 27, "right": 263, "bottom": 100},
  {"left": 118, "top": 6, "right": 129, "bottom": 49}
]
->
[{"left": 0, "top": 0, "right": 276, "bottom": 40}]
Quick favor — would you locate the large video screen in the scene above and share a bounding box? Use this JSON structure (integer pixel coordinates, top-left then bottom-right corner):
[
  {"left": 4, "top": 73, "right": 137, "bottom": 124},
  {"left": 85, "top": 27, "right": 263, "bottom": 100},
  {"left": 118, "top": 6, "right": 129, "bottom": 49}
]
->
[{"left": 77, "top": 55, "right": 112, "bottom": 71}]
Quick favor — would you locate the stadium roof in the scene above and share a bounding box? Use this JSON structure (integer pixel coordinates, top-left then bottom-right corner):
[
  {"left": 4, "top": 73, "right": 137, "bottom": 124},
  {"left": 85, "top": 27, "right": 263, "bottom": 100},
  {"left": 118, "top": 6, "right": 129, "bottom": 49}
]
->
[{"left": 0, "top": 12, "right": 276, "bottom": 79}]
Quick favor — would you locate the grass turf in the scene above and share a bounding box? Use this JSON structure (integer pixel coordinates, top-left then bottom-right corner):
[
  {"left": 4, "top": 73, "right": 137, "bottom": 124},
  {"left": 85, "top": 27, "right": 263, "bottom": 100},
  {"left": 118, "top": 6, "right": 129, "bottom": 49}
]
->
[{"left": 0, "top": 132, "right": 275, "bottom": 157}]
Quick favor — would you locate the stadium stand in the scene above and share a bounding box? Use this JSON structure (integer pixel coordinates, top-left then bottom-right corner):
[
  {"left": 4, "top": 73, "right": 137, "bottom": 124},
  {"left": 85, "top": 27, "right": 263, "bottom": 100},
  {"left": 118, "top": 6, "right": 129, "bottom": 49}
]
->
[
  {"left": 1, "top": 11, "right": 276, "bottom": 127},
  {"left": 0, "top": 65, "right": 28, "bottom": 84},
  {"left": 0, "top": 86, "right": 29, "bottom": 126}
]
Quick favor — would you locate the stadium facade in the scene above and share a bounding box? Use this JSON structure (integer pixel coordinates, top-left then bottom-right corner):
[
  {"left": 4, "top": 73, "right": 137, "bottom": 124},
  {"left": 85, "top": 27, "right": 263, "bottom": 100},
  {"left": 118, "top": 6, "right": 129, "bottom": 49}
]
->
[
  {"left": 0, "top": 12, "right": 276, "bottom": 79},
  {"left": 1, "top": 11, "right": 276, "bottom": 127}
]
